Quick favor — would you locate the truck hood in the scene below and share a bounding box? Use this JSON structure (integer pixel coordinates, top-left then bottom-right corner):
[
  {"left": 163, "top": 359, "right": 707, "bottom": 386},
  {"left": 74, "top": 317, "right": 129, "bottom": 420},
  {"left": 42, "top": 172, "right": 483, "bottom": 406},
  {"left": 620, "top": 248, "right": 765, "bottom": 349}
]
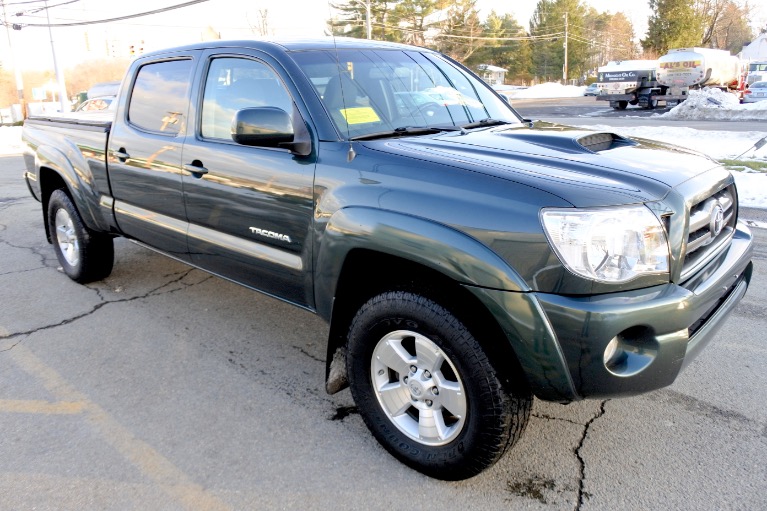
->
[{"left": 363, "top": 122, "right": 720, "bottom": 207}]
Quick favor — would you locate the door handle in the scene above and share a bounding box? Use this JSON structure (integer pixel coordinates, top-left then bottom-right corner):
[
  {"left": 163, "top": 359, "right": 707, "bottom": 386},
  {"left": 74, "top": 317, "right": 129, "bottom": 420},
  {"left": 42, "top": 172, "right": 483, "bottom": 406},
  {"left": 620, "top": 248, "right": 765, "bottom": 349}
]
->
[
  {"left": 114, "top": 148, "right": 130, "bottom": 162},
  {"left": 183, "top": 162, "right": 209, "bottom": 177}
]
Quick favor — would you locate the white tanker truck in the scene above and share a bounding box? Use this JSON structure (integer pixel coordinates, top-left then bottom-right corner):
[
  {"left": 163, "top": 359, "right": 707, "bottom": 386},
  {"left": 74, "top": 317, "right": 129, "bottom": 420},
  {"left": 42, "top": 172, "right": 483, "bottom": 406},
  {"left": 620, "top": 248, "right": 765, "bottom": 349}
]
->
[
  {"left": 654, "top": 47, "right": 743, "bottom": 104},
  {"left": 594, "top": 60, "right": 664, "bottom": 110}
]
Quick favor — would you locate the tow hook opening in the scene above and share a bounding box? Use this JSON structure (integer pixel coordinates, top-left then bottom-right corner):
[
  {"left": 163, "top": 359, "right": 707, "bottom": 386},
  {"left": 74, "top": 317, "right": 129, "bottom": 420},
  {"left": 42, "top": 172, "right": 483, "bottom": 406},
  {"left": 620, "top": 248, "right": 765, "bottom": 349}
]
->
[{"left": 603, "top": 327, "right": 659, "bottom": 377}]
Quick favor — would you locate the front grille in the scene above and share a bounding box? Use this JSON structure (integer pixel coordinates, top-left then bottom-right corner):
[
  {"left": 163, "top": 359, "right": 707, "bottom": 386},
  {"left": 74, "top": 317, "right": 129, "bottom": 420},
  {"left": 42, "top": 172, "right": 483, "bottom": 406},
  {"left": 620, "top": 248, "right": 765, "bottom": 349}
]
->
[
  {"left": 687, "top": 271, "right": 745, "bottom": 337},
  {"left": 681, "top": 186, "right": 736, "bottom": 280}
]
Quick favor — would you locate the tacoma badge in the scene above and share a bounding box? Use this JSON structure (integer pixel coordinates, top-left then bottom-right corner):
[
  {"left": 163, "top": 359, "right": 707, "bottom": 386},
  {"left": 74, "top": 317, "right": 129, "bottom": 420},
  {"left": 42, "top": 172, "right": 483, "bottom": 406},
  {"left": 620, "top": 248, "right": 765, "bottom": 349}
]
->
[{"left": 249, "top": 227, "right": 292, "bottom": 243}]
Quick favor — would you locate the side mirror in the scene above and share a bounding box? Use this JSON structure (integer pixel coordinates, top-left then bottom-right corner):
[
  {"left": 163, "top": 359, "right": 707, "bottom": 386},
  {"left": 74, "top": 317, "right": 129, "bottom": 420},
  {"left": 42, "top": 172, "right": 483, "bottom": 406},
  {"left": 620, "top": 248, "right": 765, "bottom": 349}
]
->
[
  {"left": 232, "top": 107, "right": 294, "bottom": 147},
  {"left": 231, "top": 107, "right": 312, "bottom": 156}
]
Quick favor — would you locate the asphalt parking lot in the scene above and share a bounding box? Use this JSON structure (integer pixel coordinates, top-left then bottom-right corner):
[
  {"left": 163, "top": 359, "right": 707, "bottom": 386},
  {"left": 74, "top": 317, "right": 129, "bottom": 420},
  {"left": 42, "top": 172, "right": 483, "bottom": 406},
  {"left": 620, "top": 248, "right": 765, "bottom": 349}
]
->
[{"left": 1, "top": 147, "right": 766, "bottom": 510}]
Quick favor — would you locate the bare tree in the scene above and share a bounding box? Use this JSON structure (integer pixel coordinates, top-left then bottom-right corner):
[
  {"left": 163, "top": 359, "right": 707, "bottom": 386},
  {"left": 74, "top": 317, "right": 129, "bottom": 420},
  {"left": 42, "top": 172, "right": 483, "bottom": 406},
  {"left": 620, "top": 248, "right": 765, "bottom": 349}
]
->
[
  {"left": 248, "top": 9, "right": 271, "bottom": 36},
  {"left": 706, "top": 1, "right": 755, "bottom": 52}
]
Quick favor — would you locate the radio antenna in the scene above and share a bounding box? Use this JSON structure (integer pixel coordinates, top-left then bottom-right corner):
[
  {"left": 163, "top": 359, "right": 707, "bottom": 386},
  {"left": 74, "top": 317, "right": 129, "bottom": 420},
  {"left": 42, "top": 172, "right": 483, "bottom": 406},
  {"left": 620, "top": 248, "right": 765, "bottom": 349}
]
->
[{"left": 328, "top": 2, "right": 356, "bottom": 162}]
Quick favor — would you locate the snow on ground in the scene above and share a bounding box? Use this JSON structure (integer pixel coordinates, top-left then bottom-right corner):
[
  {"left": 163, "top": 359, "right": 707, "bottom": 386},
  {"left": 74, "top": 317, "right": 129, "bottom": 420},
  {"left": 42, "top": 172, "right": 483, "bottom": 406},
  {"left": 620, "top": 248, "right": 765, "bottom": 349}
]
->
[
  {"left": 580, "top": 124, "right": 765, "bottom": 160},
  {"left": 573, "top": 123, "right": 767, "bottom": 210},
  {"left": 656, "top": 87, "right": 767, "bottom": 121},
  {"left": 0, "top": 126, "right": 24, "bottom": 156},
  {"left": 510, "top": 84, "right": 767, "bottom": 121},
  {"left": 2, "top": 87, "right": 766, "bottom": 209}
]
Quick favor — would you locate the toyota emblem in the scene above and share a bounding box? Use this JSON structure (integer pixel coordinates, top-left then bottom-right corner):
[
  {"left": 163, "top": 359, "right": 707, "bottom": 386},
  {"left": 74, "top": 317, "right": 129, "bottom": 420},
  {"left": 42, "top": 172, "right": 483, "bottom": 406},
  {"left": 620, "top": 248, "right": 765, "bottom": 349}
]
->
[{"left": 710, "top": 203, "right": 724, "bottom": 237}]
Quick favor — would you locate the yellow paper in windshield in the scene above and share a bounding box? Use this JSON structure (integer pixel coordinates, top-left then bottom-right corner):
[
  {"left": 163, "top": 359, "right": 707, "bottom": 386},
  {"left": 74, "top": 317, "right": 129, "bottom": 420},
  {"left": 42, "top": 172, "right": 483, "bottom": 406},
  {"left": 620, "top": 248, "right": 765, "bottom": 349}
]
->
[{"left": 340, "top": 107, "right": 380, "bottom": 124}]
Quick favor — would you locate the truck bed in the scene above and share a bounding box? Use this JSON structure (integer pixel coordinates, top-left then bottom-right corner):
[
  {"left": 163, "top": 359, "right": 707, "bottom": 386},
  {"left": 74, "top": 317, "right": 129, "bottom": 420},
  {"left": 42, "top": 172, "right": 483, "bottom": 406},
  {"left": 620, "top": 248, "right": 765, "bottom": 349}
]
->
[{"left": 23, "top": 113, "right": 114, "bottom": 233}]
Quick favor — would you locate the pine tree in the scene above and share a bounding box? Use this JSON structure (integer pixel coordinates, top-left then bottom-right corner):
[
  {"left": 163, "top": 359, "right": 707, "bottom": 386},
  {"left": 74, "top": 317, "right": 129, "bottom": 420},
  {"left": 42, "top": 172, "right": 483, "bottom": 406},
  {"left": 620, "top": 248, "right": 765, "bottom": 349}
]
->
[
  {"left": 435, "top": 0, "right": 484, "bottom": 62},
  {"left": 466, "top": 12, "right": 532, "bottom": 83},
  {"left": 329, "top": 1, "right": 401, "bottom": 41},
  {"left": 529, "top": 0, "right": 589, "bottom": 82},
  {"left": 391, "top": 0, "right": 441, "bottom": 46},
  {"left": 642, "top": 0, "right": 703, "bottom": 54}
]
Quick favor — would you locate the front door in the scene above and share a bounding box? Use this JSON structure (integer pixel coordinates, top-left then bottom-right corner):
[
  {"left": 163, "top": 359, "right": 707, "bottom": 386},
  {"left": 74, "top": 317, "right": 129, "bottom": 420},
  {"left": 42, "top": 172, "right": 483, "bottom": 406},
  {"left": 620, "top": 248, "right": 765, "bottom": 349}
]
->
[{"left": 181, "top": 53, "right": 316, "bottom": 306}]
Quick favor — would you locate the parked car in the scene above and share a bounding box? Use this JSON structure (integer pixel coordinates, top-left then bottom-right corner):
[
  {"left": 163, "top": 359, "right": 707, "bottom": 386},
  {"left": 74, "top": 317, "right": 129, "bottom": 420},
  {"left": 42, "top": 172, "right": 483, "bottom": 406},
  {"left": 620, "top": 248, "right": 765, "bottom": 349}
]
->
[
  {"left": 583, "top": 83, "right": 600, "bottom": 96},
  {"left": 743, "top": 81, "right": 767, "bottom": 103}
]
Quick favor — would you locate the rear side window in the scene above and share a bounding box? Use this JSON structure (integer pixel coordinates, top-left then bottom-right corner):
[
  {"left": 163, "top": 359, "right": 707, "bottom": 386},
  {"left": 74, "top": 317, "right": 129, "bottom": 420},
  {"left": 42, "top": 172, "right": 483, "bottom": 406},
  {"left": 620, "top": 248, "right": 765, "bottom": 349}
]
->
[{"left": 128, "top": 59, "right": 193, "bottom": 135}]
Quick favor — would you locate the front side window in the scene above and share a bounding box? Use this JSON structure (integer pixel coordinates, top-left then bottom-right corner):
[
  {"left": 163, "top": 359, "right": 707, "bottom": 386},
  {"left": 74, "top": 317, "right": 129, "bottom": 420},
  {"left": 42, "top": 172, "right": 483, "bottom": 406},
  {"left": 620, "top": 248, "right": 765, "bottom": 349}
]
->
[
  {"left": 201, "top": 57, "right": 293, "bottom": 140},
  {"left": 290, "top": 49, "right": 521, "bottom": 139},
  {"left": 128, "top": 59, "right": 193, "bottom": 135}
]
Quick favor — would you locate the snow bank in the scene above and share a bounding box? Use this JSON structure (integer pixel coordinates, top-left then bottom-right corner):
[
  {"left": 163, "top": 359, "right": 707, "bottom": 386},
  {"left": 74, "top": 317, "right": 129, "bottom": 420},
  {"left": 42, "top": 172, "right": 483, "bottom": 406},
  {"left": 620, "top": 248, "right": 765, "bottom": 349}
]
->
[
  {"left": 0, "top": 126, "right": 24, "bottom": 156},
  {"left": 511, "top": 82, "right": 586, "bottom": 99},
  {"left": 658, "top": 88, "right": 767, "bottom": 121},
  {"left": 733, "top": 171, "right": 767, "bottom": 209},
  {"left": 580, "top": 124, "right": 766, "bottom": 160}
]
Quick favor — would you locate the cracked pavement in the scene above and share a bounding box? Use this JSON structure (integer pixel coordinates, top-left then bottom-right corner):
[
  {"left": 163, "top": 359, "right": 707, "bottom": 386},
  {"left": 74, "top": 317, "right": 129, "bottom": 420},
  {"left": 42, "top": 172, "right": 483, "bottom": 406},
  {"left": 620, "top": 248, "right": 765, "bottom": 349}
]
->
[{"left": 1, "top": 153, "right": 766, "bottom": 510}]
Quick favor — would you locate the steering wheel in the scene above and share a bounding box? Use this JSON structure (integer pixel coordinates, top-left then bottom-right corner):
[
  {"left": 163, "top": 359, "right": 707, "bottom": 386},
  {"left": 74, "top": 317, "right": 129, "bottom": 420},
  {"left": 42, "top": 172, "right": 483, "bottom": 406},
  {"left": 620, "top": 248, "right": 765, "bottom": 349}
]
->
[{"left": 415, "top": 101, "right": 448, "bottom": 120}]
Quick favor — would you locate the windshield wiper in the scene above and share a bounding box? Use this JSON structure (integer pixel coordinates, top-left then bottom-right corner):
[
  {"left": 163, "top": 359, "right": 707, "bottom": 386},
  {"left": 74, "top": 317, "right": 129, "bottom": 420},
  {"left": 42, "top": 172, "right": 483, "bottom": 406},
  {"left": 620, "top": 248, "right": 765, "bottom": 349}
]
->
[
  {"left": 459, "top": 118, "right": 512, "bottom": 130},
  {"left": 349, "top": 125, "right": 461, "bottom": 141}
]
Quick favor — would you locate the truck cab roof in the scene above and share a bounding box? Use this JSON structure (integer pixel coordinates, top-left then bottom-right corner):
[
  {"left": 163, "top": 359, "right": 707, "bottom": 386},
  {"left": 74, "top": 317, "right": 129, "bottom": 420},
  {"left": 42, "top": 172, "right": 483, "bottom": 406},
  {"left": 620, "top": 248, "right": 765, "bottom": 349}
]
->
[{"left": 139, "top": 37, "right": 430, "bottom": 58}]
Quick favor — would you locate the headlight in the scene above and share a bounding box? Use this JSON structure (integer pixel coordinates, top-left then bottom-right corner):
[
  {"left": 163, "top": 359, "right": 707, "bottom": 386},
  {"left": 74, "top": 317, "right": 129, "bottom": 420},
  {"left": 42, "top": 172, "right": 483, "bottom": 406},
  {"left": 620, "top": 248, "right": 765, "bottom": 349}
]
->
[{"left": 541, "top": 205, "right": 669, "bottom": 283}]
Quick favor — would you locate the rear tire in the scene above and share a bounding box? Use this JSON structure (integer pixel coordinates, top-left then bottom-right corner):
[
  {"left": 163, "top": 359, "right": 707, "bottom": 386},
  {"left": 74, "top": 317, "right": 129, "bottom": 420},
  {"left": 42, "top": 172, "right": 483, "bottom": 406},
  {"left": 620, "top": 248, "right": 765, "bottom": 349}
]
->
[
  {"left": 346, "top": 291, "right": 532, "bottom": 480},
  {"left": 640, "top": 95, "right": 658, "bottom": 109},
  {"left": 47, "top": 189, "right": 114, "bottom": 283}
]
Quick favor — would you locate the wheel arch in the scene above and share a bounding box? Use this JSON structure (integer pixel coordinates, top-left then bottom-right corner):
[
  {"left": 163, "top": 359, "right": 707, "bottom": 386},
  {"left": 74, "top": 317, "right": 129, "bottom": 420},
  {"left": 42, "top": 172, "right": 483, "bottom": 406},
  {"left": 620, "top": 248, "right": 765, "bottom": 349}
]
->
[
  {"left": 315, "top": 207, "right": 529, "bottom": 318},
  {"left": 38, "top": 165, "right": 70, "bottom": 242},
  {"left": 34, "top": 145, "right": 110, "bottom": 240},
  {"left": 317, "top": 207, "right": 533, "bottom": 396},
  {"left": 324, "top": 249, "right": 533, "bottom": 397}
]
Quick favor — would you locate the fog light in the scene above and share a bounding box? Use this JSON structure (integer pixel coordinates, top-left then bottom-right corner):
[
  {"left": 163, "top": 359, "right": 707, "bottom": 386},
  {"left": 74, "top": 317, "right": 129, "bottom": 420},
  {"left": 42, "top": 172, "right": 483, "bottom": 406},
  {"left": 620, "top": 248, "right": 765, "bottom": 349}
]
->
[
  {"left": 602, "top": 327, "right": 659, "bottom": 377},
  {"left": 603, "top": 336, "right": 622, "bottom": 366}
]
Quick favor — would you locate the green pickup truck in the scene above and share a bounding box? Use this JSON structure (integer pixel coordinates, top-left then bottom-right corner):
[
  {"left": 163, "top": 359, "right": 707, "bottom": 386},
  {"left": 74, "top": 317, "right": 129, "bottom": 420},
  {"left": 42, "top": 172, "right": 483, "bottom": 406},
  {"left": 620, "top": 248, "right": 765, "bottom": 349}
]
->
[{"left": 22, "top": 38, "right": 753, "bottom": 480}]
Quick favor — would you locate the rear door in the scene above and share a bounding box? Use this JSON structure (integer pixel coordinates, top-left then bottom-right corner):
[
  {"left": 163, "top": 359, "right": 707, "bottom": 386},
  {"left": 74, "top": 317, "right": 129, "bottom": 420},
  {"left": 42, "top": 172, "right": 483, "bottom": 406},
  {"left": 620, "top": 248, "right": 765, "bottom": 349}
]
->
[
  {"left": 180, "top": 50, "right": 316, "bottom": 306},
  {"left": 107, "top": 55, "right": 198, "bottom": 258}
]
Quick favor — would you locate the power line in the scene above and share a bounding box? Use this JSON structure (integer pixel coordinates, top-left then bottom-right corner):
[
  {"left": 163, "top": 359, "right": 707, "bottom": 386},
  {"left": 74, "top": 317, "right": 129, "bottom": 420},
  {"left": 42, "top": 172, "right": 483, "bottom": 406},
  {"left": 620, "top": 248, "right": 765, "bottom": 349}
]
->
[
  {"left": 345, "top": 19, "right": 566, "bottom": 41},
  {"left": 19, "top": 0, "right": 80, "bottom": 15},
  {"left": 1, "top": 0, "right": 53, "bottom": 5},
  {"left": 3, "top": 0, "right": 210, "bottom": 28}
]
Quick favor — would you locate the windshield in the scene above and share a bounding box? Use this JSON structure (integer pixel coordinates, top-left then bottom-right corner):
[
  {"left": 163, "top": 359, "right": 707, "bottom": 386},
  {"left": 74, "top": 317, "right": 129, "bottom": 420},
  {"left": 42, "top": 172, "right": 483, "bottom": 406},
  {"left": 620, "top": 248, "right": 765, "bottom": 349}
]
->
[{"left": 290, "top": 48, "right": 522, "bottom": 139}]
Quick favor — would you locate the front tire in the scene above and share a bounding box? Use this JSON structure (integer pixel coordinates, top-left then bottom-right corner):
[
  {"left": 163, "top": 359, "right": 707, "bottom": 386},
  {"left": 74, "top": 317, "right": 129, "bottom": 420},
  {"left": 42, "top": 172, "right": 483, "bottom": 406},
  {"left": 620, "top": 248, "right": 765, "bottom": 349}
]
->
[
  {"left": 47, "top": 189, "right": 114, "bottom": 283},
  {"left": 346, "top": 291, "right": 531, "bottom": 480},
  {"left": 612, "top": 100, "right": 628, "bottom": 110}
]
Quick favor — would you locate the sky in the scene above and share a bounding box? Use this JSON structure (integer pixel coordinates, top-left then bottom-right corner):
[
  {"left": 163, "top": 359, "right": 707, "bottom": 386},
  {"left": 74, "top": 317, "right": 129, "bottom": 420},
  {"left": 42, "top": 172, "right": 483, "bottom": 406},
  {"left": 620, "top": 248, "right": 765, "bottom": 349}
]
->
[
  {"left": 0, "top": 0, "right": 664, "bottom": 72},
  {"left": 2, "top": 0, "right": 766, "bottom": 72}
]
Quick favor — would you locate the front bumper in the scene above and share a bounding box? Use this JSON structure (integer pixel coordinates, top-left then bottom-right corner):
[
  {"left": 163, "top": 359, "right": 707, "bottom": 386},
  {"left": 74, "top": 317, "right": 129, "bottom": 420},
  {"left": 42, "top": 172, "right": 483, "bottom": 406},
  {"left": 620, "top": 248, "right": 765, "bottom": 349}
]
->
[
  {"left": 466, "top": 223, "right": 751, "bottom": 402},
  {"left": 534, "top": 223, "right": 753, "bottom": 399}
]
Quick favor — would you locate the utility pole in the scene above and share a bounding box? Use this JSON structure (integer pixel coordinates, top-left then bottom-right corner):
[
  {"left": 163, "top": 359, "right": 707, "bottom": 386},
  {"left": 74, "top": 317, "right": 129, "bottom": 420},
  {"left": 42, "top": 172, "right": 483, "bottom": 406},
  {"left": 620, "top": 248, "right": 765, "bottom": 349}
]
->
[
  {"left": 563, "top": 12, "right": 568, "bottom": 83},
  {"left": 365, "top": 0, "right": 372, "bottom": 39},
  {"left": 44, "top": 0, "right": 69, "bottom": 112},
  {"left": 1, "top": 0, "right": 26, "bottom": 119}
]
